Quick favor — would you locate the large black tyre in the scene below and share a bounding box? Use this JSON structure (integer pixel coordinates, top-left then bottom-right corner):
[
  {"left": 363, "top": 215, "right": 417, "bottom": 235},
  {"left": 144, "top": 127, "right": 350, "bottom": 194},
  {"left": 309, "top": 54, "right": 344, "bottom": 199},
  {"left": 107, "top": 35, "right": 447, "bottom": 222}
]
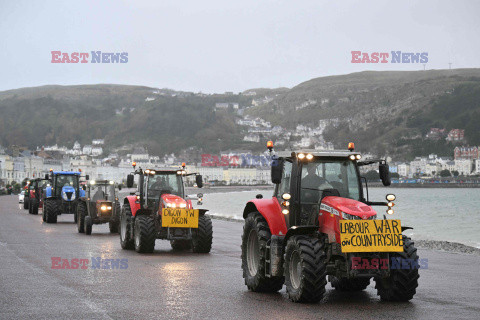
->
[
  {"left": 192, "top": 214, "right": 213, "bottom": 253},
  {"left": 375, "top": 236, "right": 419, "bottom": 301},
  {"left": 42, "top": 200, "right": 47, "bottom": 222},
  {"left": 44, "top": 199, "right": 58, "bottom": 223},
  {"left": 329, "top": 276, "right": 370, "bottom": 291},
  {"left": 28, "top": 200, "right": 33, "bottom": 214},
  {"left": 109, "top": 202, "right": 121, "bottom": 233},
  {"left": 77, "top": 201, "right": 87, "bottom": 233},
  {"left": 170, "top": 239, "right": 192, "bottom": 251},
  {"left": 134, "top": 215, "right": 156, "bottom": 253},
  {"left": 30, "top": 200, "right": 39, "bottom": 215},
  {"left": 120, "top": 203, "right": 134, "bottom": 250},
  {"left": 284, "top": 235, "right": 327, "bottom": 303},
  {"left": 74, "top": 209, "right": 78, "bottom": 223},
  {"left": 85, "top": 216, "right": 92, "bottom": 235},
  {"left": 241, "top": 212, "right": 284, "bottom": 292},
  {"left": 24, "top": 199, "right": 29, "bottom": 210}
]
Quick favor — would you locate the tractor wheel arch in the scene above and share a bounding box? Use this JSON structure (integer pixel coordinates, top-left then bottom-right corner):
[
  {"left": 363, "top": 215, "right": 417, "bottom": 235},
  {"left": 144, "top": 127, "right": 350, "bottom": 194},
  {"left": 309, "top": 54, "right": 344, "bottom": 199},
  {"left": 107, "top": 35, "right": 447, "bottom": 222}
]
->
[{"left": 242, "top": 199, "right": 287, "bottom": 236}]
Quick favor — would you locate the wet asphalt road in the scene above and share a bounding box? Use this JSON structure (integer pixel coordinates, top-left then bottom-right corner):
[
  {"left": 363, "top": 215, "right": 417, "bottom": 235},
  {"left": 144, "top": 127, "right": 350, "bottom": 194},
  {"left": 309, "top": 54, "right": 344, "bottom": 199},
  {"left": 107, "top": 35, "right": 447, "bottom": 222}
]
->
[{"left": 1, "top": 195, "right": 479, "bottom": 320}]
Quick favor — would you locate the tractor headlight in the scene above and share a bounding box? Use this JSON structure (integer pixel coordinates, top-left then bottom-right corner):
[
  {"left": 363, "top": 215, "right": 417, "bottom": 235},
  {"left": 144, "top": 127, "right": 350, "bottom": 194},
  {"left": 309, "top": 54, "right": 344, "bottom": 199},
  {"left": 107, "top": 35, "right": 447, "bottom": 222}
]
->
[
  {"left": 306, "top": 153, "right": 313, "bottom": 160},
  {"left": 349, "top": 155, "right": 356, "bottom": 161},
  {"left": 179, "top": 203, "right": 187, "bottom": 208},
  {"left": 166, "top": 203, "right": 176, "bottom": 208},
  {"left": 101, "top": 205, "right": 107, "bottom": 211},
  {"left": 282, "top": 209, "right": 289, "bottom": 215},
  {"left": 356, "top": 154, "right": 362, "bottom": 160},
  {"left": 107, "top": 206, "right": 112, "bottom": 210},
  {"left": 386, "top": 194, "right": 396, "bottom": 201},
  {"left": 387, "top": 209, "right": 394, "bottom": 215},
  {"left": 297, "top": 153, "right": 305, "bottom": 160}
]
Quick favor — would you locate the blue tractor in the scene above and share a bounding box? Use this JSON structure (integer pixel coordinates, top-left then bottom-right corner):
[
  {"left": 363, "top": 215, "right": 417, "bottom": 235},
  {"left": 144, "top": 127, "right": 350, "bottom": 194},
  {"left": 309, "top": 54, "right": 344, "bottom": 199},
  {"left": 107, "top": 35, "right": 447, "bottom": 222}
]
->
[{"left": 42, "top": 171, "right": 87, "bottom": 223}]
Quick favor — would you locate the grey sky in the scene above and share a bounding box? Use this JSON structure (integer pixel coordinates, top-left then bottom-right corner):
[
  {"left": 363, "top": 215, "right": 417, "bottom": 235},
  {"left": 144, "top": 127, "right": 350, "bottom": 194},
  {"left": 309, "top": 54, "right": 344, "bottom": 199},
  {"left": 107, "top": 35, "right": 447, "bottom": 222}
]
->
[{"left": 1, "top": 0, "right": 479, "bottom": 93}]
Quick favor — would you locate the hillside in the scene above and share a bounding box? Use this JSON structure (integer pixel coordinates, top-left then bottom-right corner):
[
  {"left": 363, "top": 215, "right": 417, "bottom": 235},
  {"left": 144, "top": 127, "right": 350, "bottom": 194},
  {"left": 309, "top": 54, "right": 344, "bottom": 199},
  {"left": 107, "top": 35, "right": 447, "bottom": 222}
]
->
[
  {"left": 1, "top": 69, "right": 479, "bottom": 159},
  {"left": 246, "top": 69, "right": 480, "bottom": 158}
]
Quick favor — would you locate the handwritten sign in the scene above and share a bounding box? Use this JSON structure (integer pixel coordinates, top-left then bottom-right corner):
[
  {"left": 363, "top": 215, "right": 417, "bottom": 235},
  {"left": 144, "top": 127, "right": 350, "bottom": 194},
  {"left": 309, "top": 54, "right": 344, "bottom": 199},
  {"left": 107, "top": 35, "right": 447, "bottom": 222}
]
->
[
  {"left": 340, "top": 219, "right": 403, "bottom": 253},
  {"left": 162, "top": 208, "right": 199, "bottom": 228}
]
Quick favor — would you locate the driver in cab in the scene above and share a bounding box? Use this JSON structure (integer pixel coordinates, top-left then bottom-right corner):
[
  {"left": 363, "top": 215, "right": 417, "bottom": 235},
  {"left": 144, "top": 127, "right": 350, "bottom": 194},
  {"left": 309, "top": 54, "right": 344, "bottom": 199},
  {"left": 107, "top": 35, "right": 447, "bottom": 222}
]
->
[{"left": 301, "top": 165, "right": 332, "bottom": 203}]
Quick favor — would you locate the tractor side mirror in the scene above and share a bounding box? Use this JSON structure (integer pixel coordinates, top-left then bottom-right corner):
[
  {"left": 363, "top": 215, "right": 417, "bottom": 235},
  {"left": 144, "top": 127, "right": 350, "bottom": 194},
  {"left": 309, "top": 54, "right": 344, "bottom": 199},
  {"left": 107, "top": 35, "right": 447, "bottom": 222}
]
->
[
  {"left": 126, "top": 174, "right": 134, "bottom": 188},
  {"left": 85, "top": 175, "right": 89, "bottom": 180},
  {"left": 379, "top": 163, "right": 391, "bottom": 186},
  {"left": 45, "top": 174, "right": 49, "bottom": 180},
  {"left": 196, "top": 175, "right": 204, "bottom": 188},
  {"left": 271, "top": 158, "right": 284, "bottom": 184}
]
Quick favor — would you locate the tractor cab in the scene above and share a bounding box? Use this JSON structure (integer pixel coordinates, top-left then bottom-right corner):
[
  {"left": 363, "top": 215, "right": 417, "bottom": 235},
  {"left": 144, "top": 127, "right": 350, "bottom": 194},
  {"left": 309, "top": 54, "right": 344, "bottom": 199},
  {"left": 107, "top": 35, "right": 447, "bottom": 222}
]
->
[{"left": 24, "top": 178, "right": 49, "bottom": 214}]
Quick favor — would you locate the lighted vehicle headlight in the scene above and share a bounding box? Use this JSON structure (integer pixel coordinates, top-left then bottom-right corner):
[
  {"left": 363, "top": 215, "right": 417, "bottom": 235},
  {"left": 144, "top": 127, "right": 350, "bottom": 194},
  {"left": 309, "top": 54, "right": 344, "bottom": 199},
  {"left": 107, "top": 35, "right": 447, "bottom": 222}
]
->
[
  {"left": 109, "top": 181, "right": 114, "bottom": 185},
  {"left": 282, "top": 209, "right": 289, "bottom": 215},
  {"left": 387, "top": 209, "right": 394, "bottom": 215},
  {"left": 90, "top": 180, "right": 96, "bottom": 185},
  {"left": 297, "top": 153, "right": 305, "bottom": 159},
  {"left": 386, "top": 194, "right": 396, "bottom": 201},
  {"left": 166, "top": 203, "right": 176, "bottom": 208},
  {"left": 306, "top": 153, "right": 313, "bottom": 160},
  {"left": 101, "top": 205, "right": 107, "bottom": 211},
  {"left": 179, "top": 203, "right": 187, "bottom": 208},
  {"left": 349, "top": 155, "right": 356, "bottom": 161},
  {"left": 356, "top": 154, "right": 362, "bottom": 160},
  {"left": 387, "top": 202, "right": 394, "bottom": 207},
  {"left": 107, "top": 206, "right": 112, "bottom": 210},
  {"left": 282, "top": 193, "right": 291, "bottom": 200}
]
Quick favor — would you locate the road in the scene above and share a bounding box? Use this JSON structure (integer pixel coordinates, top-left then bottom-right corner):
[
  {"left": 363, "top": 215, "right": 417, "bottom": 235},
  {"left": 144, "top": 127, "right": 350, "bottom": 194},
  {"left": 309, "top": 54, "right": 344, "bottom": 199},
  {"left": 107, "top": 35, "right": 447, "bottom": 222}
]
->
[{"left": 1, "top": 195, "right": 479, "bottom": 320}]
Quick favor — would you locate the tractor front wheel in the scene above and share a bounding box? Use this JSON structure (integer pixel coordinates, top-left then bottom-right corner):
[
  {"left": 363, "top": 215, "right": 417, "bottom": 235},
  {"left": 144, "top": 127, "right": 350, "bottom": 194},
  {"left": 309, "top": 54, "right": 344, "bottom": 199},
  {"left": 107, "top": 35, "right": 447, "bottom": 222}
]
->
[
  {"left": 120, "top": 203, "right": 134, "bottom": 250},
  {"left": 284, "top": 235, "right": 327, "bottom": 303},
  {"left": 31, "top": 200, "right": 39, "bottom": 215},
  {"left": 192, "top": 215, "right": 213, "bottom": 253},
  {"left": 241, "top": 212, "right": 284, "bottom": 292},
  {"left": 375, "top": 236, "right": 419, "bottom": 301},
  {"left": 329, "top": 276, "right": 370, "bottom": 291},
  {"left": 85, "top": 216, "right": 92, "bottom": 235},
  {"left": 44, "top": 199, "right": 58, "bottom": 223},
  {"left": 77, "top": 202, "right": 87, "bottom": 233},
  {"left": 24, "top": 199, "right": 29, "bottom": 210},
  {"left": 134, "top": 215, "right": 156, "bottom": 253},
  {"left": 109, "top": 203, "right": 121, "bottom": 233}
]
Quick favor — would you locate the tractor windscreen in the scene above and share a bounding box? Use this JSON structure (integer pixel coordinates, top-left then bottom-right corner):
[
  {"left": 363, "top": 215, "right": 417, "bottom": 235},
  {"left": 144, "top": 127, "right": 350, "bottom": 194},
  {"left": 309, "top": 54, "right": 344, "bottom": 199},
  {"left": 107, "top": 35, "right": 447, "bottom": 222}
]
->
[
  {"left": 90, "top": 184, "right": 115, "bottom": 201},
  {"left": 147, "top": 173, "right": 184, "bottom": 199},
  {"left": 300, "top": 160, "right": 360, "bottom": 203},
  {"left": 54, "top": 175, "right": 79, "bottom": 197}
]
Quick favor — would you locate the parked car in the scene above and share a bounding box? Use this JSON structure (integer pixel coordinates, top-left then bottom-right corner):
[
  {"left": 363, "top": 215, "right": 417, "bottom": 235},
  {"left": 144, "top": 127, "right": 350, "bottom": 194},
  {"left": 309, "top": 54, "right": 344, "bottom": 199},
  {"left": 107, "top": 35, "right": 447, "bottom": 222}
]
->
[{"left": 18, "top": 190, "right": 25, "bottom": 203}]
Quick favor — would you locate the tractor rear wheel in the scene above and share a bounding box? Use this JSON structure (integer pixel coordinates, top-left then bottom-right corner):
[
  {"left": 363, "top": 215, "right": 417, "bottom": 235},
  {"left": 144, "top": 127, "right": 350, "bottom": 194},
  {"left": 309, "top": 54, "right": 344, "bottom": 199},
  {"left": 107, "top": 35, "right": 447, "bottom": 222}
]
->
[
  {"left": 120, "top": 203, "right": 134, "bottom": 250},
  {"left": 24, "top": 199, "right": 29, "bottom": 210},
  {"left": 330, "top": 276, "right": 370, "bottom": 291},
  {"left": 28, "top": 200, "right": 33, "bottom": 214},
  {"left": 241, "top": 212, "right": 284, "bottom": 292},
  {"left": 192, "top": 214, "right": 213, "bottom": 253},
  {"left": 44, "top": 199, "right": 58, "bottom": 223},
  {"left": 284, "top": 235, "right": 327, "bottom": 303},
  {"left": 375, "top": 236, "right": 419, "bottom": 301},
  {"left": 85, "top": 216, "right": 92, "bottom": 235},
  {"left": 30, "top": 200, "right": 39, "bottom": 215},
  {"left": 170, "top": 239, "right": 192, "bottom": 251},
  {"left": 134, "top": 215, "right": 156, "bottom": 253},
  {"left": 77, "top": 201, "right": 87, "bottom": 233},
  {"left": 109, "top": 202, "right": 121, "bottom": 233}
]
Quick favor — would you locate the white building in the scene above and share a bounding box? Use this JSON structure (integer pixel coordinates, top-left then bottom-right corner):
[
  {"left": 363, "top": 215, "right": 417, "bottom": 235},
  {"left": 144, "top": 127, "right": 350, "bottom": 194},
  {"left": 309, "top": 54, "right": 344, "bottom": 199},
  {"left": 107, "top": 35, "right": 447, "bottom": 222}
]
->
[
  {"left": 397, "top": 163, "right": 410, "bottom": 178},
  {"left": 92, "top": 147, "right": 103, "bottom": 157},
  {"left": 454, "top": 159, "right": 472, "bottom": 176},
  {"left": 83, "top": 145, "right": 92, "bottom": 155}
]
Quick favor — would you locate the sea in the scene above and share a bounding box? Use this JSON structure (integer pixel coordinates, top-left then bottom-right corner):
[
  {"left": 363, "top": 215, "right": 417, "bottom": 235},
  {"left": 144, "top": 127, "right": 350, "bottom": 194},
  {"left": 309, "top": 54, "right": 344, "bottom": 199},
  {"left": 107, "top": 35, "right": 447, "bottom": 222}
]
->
[{"left": 197, "top": 188, "right": 480, "bottom": 249}]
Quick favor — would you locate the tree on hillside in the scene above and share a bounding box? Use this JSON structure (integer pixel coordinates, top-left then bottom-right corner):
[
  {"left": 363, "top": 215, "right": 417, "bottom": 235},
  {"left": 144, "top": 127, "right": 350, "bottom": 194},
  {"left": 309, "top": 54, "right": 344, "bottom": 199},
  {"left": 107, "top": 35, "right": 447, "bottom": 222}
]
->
[{"left": 439, "top": 169, "right": 451, "bottom": 177}]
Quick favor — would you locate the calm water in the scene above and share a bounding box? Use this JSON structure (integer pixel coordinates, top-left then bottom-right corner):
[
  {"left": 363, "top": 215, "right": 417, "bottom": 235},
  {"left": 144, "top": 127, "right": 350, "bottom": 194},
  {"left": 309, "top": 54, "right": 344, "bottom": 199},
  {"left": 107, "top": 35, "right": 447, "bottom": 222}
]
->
[{"left": 198, "top": 188, "right": 480, "bottom": 248}]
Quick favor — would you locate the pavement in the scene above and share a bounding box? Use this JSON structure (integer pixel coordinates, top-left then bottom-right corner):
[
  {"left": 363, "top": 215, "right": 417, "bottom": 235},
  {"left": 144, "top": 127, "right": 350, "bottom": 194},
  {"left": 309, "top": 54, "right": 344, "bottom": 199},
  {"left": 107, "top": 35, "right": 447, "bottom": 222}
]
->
[{"left": 1, "top": 194, "right": 479, "bottom": 320}]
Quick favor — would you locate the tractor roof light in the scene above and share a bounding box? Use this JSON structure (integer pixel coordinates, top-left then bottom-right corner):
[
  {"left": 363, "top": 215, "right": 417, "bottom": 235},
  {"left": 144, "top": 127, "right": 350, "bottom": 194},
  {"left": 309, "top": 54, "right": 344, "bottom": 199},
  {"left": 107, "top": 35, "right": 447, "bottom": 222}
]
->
[
  {"left": 182, "top": 162, "right": 186, "bottom": 168},
  {"left": 348, "top": 142, "right": 355, "bottom": 151},
  {"left": 150, "top": 170, "right": 156, "bottom": 175},
  {"left": 109, "top": 180, "right": 114, "bottom": 185},
  {"left": 386, "top": 194, "right": 396, "bottom": 201},
  {"left": 90, "top": 180, "right": 96, "bottom": 185},
  {"left": 349, "top": 155, "right": 356, "bottom": 161},
  {"left": 356, "top": 154, "right": 362, "bottom": 160},
  {"left": 132, "top": 162, "right": 137, "bottom": 168},
  {"left": 306, "top": 153, "right": 314, "bottom": 160},
  {"left": 297, "top": 153, "right": 305, "bottom": 160},
  {"left": 145, "top": 169, "right": 150, "bottom": 174},
  {"left": 386, "top": 209, "right": 394, "bottom": 215},
  {"left": 49, "top": 168, "right": 53, "bottom": 172},
  {"left": 282, "top": 193, "right": 291, "bottom": 200},
  {"left": 267, "top": 140, "right": 274, "bottom": 151}
]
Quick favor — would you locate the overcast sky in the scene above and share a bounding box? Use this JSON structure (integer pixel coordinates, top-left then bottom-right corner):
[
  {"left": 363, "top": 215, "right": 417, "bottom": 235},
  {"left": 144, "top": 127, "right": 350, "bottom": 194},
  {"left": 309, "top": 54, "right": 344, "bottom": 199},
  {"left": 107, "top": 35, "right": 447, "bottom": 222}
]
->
[{"left": 1, "top": 0, "right": 479, "bottom": 93}]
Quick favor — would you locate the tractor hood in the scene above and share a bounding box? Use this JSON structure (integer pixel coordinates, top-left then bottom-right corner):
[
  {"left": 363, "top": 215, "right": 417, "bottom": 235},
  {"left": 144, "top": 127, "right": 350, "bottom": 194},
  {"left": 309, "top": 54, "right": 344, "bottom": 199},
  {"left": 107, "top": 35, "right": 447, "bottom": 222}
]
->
[
  {"left": 160, "top": 194, "right": 188, "bottom": 209},
  {"left": 321, "top": 196, "right": 377, "bottom": 220},
  {"left": 61, "top": 186, "right": 76, "bottom": 201}
]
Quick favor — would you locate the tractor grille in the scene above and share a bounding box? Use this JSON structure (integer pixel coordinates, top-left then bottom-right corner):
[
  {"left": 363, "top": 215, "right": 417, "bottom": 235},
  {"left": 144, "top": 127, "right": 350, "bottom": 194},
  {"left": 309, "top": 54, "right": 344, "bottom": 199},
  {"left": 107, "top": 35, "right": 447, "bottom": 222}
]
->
[{"left": 65, "top": 192, "right": 73, "bottom": 200}]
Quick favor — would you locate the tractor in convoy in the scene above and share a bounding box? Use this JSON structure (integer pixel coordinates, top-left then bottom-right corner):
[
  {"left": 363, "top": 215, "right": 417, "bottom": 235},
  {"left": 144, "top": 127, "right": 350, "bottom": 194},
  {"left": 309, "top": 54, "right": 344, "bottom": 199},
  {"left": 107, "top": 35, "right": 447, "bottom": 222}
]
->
[
  {"left": 241, "top": 142, "right": 419, "bottom": 303},
  {"left": 24, "top": 178, "right": 48, "bottom": 215},
  {"left": 42, "top": 170, "right": 86, "bottom": 224},
  {"left": 76, "top": 179, "right": 121, "bottom": 235},
  {"left": 120, "top": 163, "right": 212, "bottom": 254}
]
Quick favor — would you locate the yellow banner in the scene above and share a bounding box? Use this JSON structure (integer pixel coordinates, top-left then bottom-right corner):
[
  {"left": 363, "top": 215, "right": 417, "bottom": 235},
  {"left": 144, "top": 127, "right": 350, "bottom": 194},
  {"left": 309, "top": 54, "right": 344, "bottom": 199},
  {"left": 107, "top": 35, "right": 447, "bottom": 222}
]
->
[
  {"left": 162, "top": 208, "right": 199, "bottom": 228},
  {"left": 339, "top": 219, "right": 403, "bottom": 253}
]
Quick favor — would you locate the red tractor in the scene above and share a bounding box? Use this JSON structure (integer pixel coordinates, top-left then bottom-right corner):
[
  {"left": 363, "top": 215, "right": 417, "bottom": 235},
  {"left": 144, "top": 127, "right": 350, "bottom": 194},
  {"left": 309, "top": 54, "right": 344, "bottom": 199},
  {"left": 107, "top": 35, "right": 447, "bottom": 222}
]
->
[
  {"left": 24, "top": 178, "right": 48, "bottom": 215},
  {"left": 241, "top": 142, "right": 419, "bottom": 302},
  {"left": 120, "top": 163, "right": 212, "bottom": 253}
]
